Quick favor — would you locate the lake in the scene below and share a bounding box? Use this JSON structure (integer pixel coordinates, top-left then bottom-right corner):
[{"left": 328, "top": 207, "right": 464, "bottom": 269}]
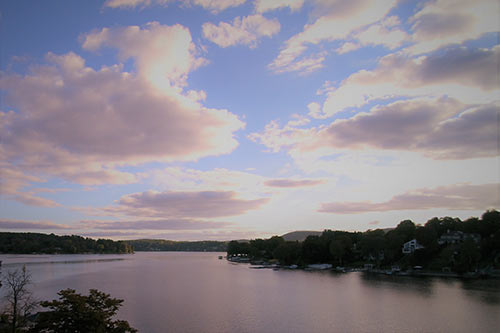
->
[{"left": 1, "top": 252, "right": 499, "bottom": 332}]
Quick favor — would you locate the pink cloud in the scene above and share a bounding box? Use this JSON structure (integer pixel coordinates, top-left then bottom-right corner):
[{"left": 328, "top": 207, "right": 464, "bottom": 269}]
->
[
  {"left": 251, "top": 98, "right": 499, "bottom": 159},
  {"left": 0, "top": 23, "right": 244, "bottom": 203},
  {"left": 0, "top": 219, "right": 72, "bottom": 229},
  {"left": 319, "top": 46, "right": 500, "bottom": 117},
  {"left": 264, "top": 179, "right": 325, "bottom": 188},
  {"left": 0, "top": 165, "right": 59, "bottom": 207},
  {"left": 269, "top": 0, "right": 398, "bottom": 73},
  {"left": 202, "top": 14, "right": 280, "bottom": 48},
  {"left": 80, "top": 218, "right": 231, "bottom": 230},
  {"left": 105, "top": 190, "right": 270, "bottom": 218},
  {"left": 319, "top": 183, "right": 499, "bottom": 214}
]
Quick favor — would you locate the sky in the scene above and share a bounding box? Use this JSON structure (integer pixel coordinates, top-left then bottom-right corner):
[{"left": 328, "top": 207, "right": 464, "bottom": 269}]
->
[{"left": 0, "top": 0, "right": 498, "bottom": 241}]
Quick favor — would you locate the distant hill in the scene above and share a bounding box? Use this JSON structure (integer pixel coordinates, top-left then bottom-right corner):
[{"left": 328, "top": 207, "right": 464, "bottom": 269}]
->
[{"left": 281, "top": 230, "right": 322, "bottom": 242}]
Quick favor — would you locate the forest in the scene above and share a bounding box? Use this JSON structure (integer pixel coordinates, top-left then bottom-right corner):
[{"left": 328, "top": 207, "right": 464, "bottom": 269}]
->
[
  {"left": 227, "top": 210, "right": 500, "bottom": 274},
  {"left": 0, "top": 232, "right": 133, "bottom": 254},
  {"left": 125, "top": 239, "right": 227, "bottom": 252}
]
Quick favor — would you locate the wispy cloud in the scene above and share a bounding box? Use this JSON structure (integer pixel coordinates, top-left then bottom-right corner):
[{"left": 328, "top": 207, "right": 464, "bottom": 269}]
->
[
  {"left": 0, "top": 165, "right": 60, "bottom": 207},
  {"left": 203, "top": 15, "right": 280, "bottom": 48},
  {"left": 269, "top": 0, "right": 397, "bottom": 73},
  {"left": 264, "top": 179, "right": 325, "bottom": 188},
  {"left": 80, "top": 218, "right": 230, "bottom": 230},
  {"left": 103, "top": 0, "right": 246, "bottom": 13},
  {"left": 255, "top": 0, "right": 304, "bottom": 13},
  {"left": 97, "top": 190, "right": 270, "bottom": 218},
  {"left": 189, "top": 0, "right": 246, "bottom": 14},
  {"left": 319, "top": 183, "right": 500, "bottom": 214},
  {"left": 103, "top": 0, "right": 169, "bottom": 9},
  {"left": 317, "top": 46, "right": 500, "bottom": 117},
  {"left": 0, "top": 219, "right": 72, "bottom": 229},
  {"left": 336, "top": 16, "right": 409, "bottom": 54}
]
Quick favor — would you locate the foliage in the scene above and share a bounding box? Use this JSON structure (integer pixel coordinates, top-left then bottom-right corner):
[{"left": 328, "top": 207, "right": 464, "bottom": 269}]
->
[
  {"left": 126, "top": 239, "right": 227, "bottom": 252},
  {"left": 273, "top": 242, "right": 301, "bottom": 265},
  {"left": 227, "top": 240, "right": 250, "bottom": 256},
  {"left": 0, "top": 233, "right": 133, "bottom": 254},
  {"left": 30, "top": 289, "right": 137, "bottom": 333},
  {"left": 226, "top": 210, "right": 500, "bottom": 273}
]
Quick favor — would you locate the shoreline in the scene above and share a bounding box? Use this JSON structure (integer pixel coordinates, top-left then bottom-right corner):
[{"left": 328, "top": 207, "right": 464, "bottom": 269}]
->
[{"left": 228, "top": 256, "right": 500, "bottom": 280}]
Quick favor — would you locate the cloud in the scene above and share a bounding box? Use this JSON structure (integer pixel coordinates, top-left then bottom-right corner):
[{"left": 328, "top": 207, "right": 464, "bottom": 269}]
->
[
  {"left": 255, "top": 0, "right": 304, "bottom": 13},
  {"left": 82, "top": 22, "right": 207, "bottom": 89},
  {"left": 103, "top": 0, "right": 245, "bottom": 13},
  {"left": 0, "top": 23, "right": 244, "bottom": 200},
  {"left": 248, "top": 114, "right": 316, "bottom": 153},
  {"left": 269, "top": 0, "right": 397, "bottom": 73},
  {"left": 80, "top": 218, "right": 230, "bottom": 230},
  {"left": 319, "top": 99, "right": 499, "bottom": 159},
  {"left": 0, "top": 165, "right": 59, "bottom": 207},
  {"left": 148, "top": 167, "right": 267, "bottom": 193},
  {"left": 251, "top": 98, "right": 500, "bottom": 159},
  {"left": 264, "top": 179, "right": 325, "bottom": 188},
  {"left": 0, "top": 219, "right": 72, "bottom": 229},
  {"left": 189, "top": 0, "right": 246, "bottom": 13},
  {"left": 408, "top": 0, "right": 499, "bottom": 55},
  {"left": 319, "top": 183, "right": 500, "bottom": 213},
  {"left": 100, "top": 190, "right": 270, "bottom": 218},
  {"left": 335, "top": 16, "right": 408, "bottom": 55},
  {"left": 80, "top": 231, "right": 146, "bottom": 238},
  {"left": 202, "top": 15, "right": 280, "bottom": 48},
  {"left": 103, "top": 0, "right": 163, "bottom": 8},
  {"left": 317, "top": 46, "right": 500, "bottom": 117},
  {"left": 139, "top": 229, "right": 264, "bottom": 241}
]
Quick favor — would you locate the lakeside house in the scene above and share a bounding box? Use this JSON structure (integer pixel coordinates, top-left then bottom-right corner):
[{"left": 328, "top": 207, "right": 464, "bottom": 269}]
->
[
  {"left": 438, "top": 230, "right": 481, "bottom": 245},
  {"left": 402, "top": 239, "right": 425, "bottom": 254}
]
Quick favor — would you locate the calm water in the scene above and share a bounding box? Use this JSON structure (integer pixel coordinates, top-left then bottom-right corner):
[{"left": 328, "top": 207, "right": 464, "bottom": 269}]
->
[{"left": 1, "top": 252, "right": 499, "bottom": 332}]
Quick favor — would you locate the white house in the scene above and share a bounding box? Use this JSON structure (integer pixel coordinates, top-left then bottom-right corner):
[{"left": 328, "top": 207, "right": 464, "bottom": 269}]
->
[{"left": 402, "top": 239, "right": 425, "bottom": 254}]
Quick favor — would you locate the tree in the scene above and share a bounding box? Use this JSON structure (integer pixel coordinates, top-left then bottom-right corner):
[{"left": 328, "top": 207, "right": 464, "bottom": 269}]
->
[
  {"left": 31, "top": 289, "right": 137, "bottom": 333},
  {"left": 415, "top": 226, "right": 437, "bottom": 248},
  {"left": 273, "top": 241, "right": 301, "bottom": 265},
  {"left": 394, "top": 220, "right": 416, "bottom": 241},
  {"left": 454, "top": 239, "right": 481, "bottom": 273},
  {"left": 329, "top": 236, "right": 352, "bottom": 266},
  {"left": 359, "top": 230, "right": 385, "bottom": 262},
  {"left": 2, "top": 266, "right": 37, "bottom": 333}
]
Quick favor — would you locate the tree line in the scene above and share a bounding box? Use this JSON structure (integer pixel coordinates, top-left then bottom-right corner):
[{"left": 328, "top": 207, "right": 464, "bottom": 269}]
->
[
  {"left": 227, "top": 210, "right": 500, "bottom": 273},
  {"left": 0, "top": 233, "right": 133, "bottom": 254},
  {"left": 124, "top": 239, "right": 227, "bottom": 252}
]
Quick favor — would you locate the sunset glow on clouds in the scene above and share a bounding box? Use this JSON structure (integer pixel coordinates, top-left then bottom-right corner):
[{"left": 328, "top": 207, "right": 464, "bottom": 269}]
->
[{"left": 0, "top": 0, "right": 498, "bottom": 240}]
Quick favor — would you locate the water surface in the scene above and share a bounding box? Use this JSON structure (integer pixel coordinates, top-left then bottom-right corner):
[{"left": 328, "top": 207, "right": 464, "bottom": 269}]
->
[{"left": 1, "top": 252, "right": 499, "bottom": 332}]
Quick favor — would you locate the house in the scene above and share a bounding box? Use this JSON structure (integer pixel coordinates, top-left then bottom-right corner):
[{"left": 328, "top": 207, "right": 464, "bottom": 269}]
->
[
  {"left": 402, "top": 239, "right": 425, "bottom": 254},
  {"left": 438, "top": 230, "right": 481, "bottom": 245},
  {"left": 438, "top": 230, "right": 464, "bottom": 244}
]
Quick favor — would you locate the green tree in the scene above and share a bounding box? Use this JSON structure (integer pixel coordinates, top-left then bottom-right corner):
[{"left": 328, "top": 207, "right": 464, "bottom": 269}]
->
[
  {"left": 454, "top": 239, "right": 481, "bottom": 273},
  {"left": 394, "top": 220, "right": 416, "bottom": 241},
  {"left": 329, "top": 236, "right": 352, "bottom": 266},
  {"left": 30, "top": 289, "right": 137, "bottom": 333},
  {"left": 302, "top": 236, "right": 329, "bottom": 263},
  {"left": 273, "top": 241, "right": 301, "bottom": 265},
  {"left": 359, "top": 230, "right": 385, "bottom": 262}
]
